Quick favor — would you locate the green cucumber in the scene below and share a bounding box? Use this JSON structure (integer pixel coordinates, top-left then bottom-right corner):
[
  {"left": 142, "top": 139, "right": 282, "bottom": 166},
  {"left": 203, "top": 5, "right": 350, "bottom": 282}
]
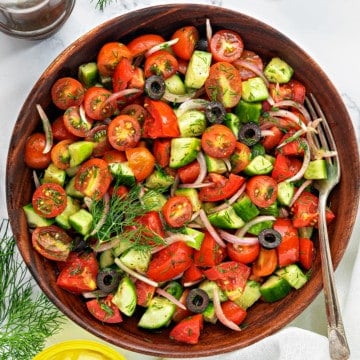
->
[
  {"left": 259, "top": 202, "right": 279, "bottom": 217},
  {"left": 277, "top": 181, "right": 295, "bottom": 206},
  {"left": 207, "top": 206, "right": 245, "bottom": 230},
  {"left": 141, "top": 190, "right": 167, "bottom": 211},
  {"left": 23, "top": 203, "right": 54, "bottom": 228},
  {"left": 304, "top": 159, "right": 328, "bottom": 180},
  {"left": 205, "top": 154, "right": 227, "bottom": 174},
  {"left": 78, "top": 62, "right": 99, "bottom": 88},
  {"left": 99, "top": 249, "right": 115, "bottom": 268},
  {"left": 202, "top": 302, "right": 217, "bottom": 324},
  {"left": 264, "top": 57, "right": 294, "bottom": 84},
  {"left": 169, "top": 137, "right": 201, "bottom": 169},
  {"left": 260, "top": 275, "right": 292, "bottom": 302},
  {"left": 241, "top": 77, "right": 269, "bottom": 102},
  {"left": 224, "top": 113, "right": 240, "bottom": 137},
  {"left": 165, "top": 73, "right": 186, "bottom": 95},
  {"left": 276, "top": 264, "right": 308, "bottom": 290},
  {"left": 233, "top": 194, "right": 260, "bottom": 222},
  {"left": 233, "top": 280, "right": 261, "bottom": 309},
  {"left": 109, "top": 162, "right": 136, "bottom": 186},
  {"left": 55, "top": 196, "right": 81, "bottom": 230},
  {"left": 65, "top": 176, "right": 84, "bottom": 199},
  {"left": 185, "top": 50, "right": 212, "bottom": 89},
  {"left": 43, "top": 163, "right": 67, "bottom": 186},
  {"left": 181, "top": 227, "right": 205, "bottom": 250},
  {"left": 177, "top": 109, "right": 206, "bottom": 137},
  {"left": 248, "top": 220, "right": 274, "bottom": 236},
  {"left": 174, "top": 187, "right": 202, "bottom": 212},
  {"left": 145, "top": 168, "right": 174, "bottom": 191},
  {"left": 235, "top": 100, "right": 262, "bottom": 124},
  {"left": 68, "top": 141, "right": 94, "bottom": 167},
  {"left": 119, "top": 246, "right": 152, "bottom": 273},
  {"left": 68, "top": 208, "right": 93, "bottom": 236},
  {"left": 199, "top": 280, "right": 227, "bottom": 302},
  {"left": 112, "top": 276, "right": 137, "bottom": 317},
  {"left": 244, "top": 155, "right": 273, "bottom": 175}
]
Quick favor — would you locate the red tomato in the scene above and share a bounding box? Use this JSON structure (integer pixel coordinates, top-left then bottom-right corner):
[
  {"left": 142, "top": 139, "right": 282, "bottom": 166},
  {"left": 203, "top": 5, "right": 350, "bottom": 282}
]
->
[
  {"left": 135, "top": 280, "right": 156, "bottom": 307},
  {"left": 172, "top": 289, "right": 192, "bottom": 323},
  {"left": 181, "top": 263, "right": 204, "bottom": 285},
  {"left": 201, "top": 124, "right": 237, "bottom": 158},
  {"left": 74, "top": 158, "right": 112, "bottom": 200},
  {"left": 126, "top": 146, "right": 155, "bottom": 182},
  {"left": 102, "top": 149, "right": 126, "bottom": 164},
  {"left": 271, "top": 154, "right": 303, "bottom": 183},
  {"left": 97, "top": 41, "right": 133, "bottom": 77},
  {"left": 277, "top": 131, "right": 305, "bottom": 156},
  {"left": 50, "top": 139, "right": 74, "bottom": 170},
  {"left": 52, "top": 115, "right": 79, "bottom": 141},
  {"left": 209, "top": 29, "right": 244, "bottom": 63},
  {"left": 85, "top": 124, "right": 112, "bottom": 157},
  {"left": 107, "top": 114, "right": 142, "bottom": 151},
  {"left": 252, "top": 247, "right": 278, "bottom": 277},
  {"left": 32, "top": 183, "right": 67, "bottom": 218},
  {"left": 153, "top": 138, "right": 172, "bottom": 168},
  {"left": 135, "top": 211, "right": 165, "bottom": 239},
  {"left": 230, "top": 142, "right": 251, "bottom": 174},
  {"left": 246, "top": 175, "right": 278, "bottom": 208},
  {"left": 162, "top": 195, "right": 193, "bottom": 228},
  {"left": 83, "top": 86, "right": 117, "bottom": 121},
  {"left": 51, "top": 77, "right": 84, "bottom": 110},
  {"left": 227, "top": 242, "right": 260, "bottom": 264},
  {"left": 24, "top": 132, "right": 52, "bottom": 169},
  {"left": 109, "top": 184, "right": 129, "bottom": 199},
  {"left": 193, "top": 231, "right": 227, "bottom": 267},
  {"left": 205, "top": 62, "right": 242, "bottom": 108},
  {"left": 171, "top": 26, "right": 199, "bottom": 60},
  {"left": 269, "top": 79, "right": 306, "bottom": 104},
  {"left": 299, "top": 237, "right": 315, "bottom": 270},
  {"left": 86, "top": 294, "right": 123, "bottom": 323},
  {"left": 144, "top": 50, "right": 178, "bottom": 79},
  {"left": 177, "top": 160, "right": 201, "bottom": 184},
  {"left": 143, "top": 97, "right": 180, "bottom": 138},
  {"left": 198, "top": 173, "right": 245, "bottom": 202},
  {"left": 32, "top": 225, "right": 72, "bottom": 262},
  {"left": 274, "top": 218, "right": 299, "bottom": 267},
  {"left": 127, "top": 34, "right": 165, "bottom": 57},
  {"left": 169, "top": 313, "right": 204, "bottom": 345},
  {"left": 56, "top": 251, "right": 99, "bottom": 294},
  {"left": 233, "top": 50, "right": 263, "bottom": 80},
  {"left": 291, "top": 191, "right": 319, "bottom": 228},
  {"left": 121, "top": 103, "right": 147, "bottom": 124},
  {"left": 63, "top": 105, "right": 94, "bottom": 137},
  {"left": 221, "top": 301, "right": 247, "bottom": 325},
  {"left": 261, "top": 126, "right": 283, "bottom": 151},
  {"left": 146, "top": 241, "right": 193, "bottom": 282}
]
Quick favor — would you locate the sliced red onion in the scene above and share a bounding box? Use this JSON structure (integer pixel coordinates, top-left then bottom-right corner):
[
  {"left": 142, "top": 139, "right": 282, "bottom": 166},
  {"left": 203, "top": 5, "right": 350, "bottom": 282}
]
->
[
  {"left": 89, "top": 193, "right": 110, "bottom": 237},
  {"left": 273, "top": 100, "right": 311, "bottom": 124},
  {"left": 175, "top": 98, "right": 209, "bottom": 118},
  {"left": 105, "top": 88, "right": 141, "bottom": 105},
  {"left": 178, "top": 182, "right": 214, "bottom": 189},
  {"left": 199, "top": 209, "right": 226, "bottom": 248},
  {"left": 183, "top": 279, "right": 203, "bottom": 288},
  {"left": 223, "top": 158, "right": 232, "bottom": 173},
  {"left": 156, "top": 287, "right": 187, "bottom": 310},
  {"left": 194, "top": 151, "right": 207, "bottom": 184},
  {"left": 285, "top": 139, "right": 311, "bottom": 183},
  {"left": 151, "top": 233, "right": 195, "bottom": 254},
  {"left": 36, "top": 104, "right": 53, "bottom": 154},
  {"left": 289, "top": 179, "right": 313, "bottom": 208},
  {"left": 261, "top": 129, "right": 275, "bottom": 138},
  {"left": 162, "top": 90, "right": 196, "bottom": 104},
  {"left": 33, "top": 170, "right": 41, "bottom": 188},
  {"left": 268, "top": 109, "right": 307, "bottom": 130},
  {"left": 206, "top": 18, "right": 212, "bottom": 45},
  {"left": 91, "top": 235, "right": 121, "bottom": 253},
  {"left": 145, "top": 38, "right": 179, "bottom": 57},
  {"left": 82, "top": 290, "right": 109, "bottom": 299},
  {"left": 114, "top": 258, "right": 159, "bottom": 288},
  {"left": 218, "top": 229, "right": 259, "bottom": 246},
  {"left": 170, "top": 173, "right": 180, "bottom": 197},
  {"left": 234, "top": 59, "right": 269, "bottom": 87},
  {"left": 266, "top": 95, "right": 275, "bottom": 107},
  {"left": 235, "top": 215, "right": 277, "bottom": 239}
]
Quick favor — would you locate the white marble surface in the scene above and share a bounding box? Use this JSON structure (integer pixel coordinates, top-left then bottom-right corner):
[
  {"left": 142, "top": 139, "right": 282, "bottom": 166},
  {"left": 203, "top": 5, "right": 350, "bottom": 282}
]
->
[{"left": 1, "top": 0, "right": 360, "bottom": 359}]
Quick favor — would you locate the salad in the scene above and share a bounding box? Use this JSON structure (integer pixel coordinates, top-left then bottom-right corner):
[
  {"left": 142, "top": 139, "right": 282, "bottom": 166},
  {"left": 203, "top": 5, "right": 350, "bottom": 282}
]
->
[{"left": 23, "top": 20, "right": 335, "bottom": 345}]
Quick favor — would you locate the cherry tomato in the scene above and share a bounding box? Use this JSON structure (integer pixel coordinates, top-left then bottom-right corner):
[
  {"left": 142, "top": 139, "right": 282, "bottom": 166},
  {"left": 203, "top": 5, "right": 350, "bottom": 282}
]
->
[
  {"left": 32, "top": 183, "right": 67, "bottom": 218},
  {"left": 277, "top": 131, "right": 305, "bottom": 157},
  {"left": 269, "top": 79, "right": 306, "bottom": 104},
  {"left": 50, "top": 139, "right": 74, "bottom": 170},
  {"left": 290, "top": 191, "right": 319, "bottom": 228},
  {"left": 107, "top": 114, "right": 142, "bottom": 151},
  {"left": 227, "top": 242, "right": 260, "bottom": 264},
  {"left": 135, "top": 280, "right": 156, "bottom": 307},
  {"left": 209, "top": 29, "right": 244, "bottom": 63},
  {"left": 252, "top": 247, "right": 278, "bottom": 277},
  {"left": 233, "top": 49, "right": 264, "bottom": 80},
  {"left": 125, "top": 146, "right": 156, "bottom": 182},
  {"left": 181, "top": 263, "right": 204, "bottom": 285},
  {"left": 299, "top": 238, "right": 315, "bottom": 270},
  {"left": 261, "top": 126, "right": 283, "bottom": 151},
  {"left": 177, "top": 160, "right": 201, "bottom": 184},
  {"left": 205, "top": 62, "right": 242, "bottom": 108},
  {"left": 121, "top": 103, "right": 147, "bottom": 124},
  {"left": 201, "top": 124, "right": 237, "bottom": 158},
  {"left": 63, "top": 105, "right": 94, "bottom": 137},
  {"left": 171, "top": 26, "right": 199, "bottom": 60},
  {"left": 169, "top": 313, "right": 203, "bottom": 345},
  {"left": 51, "top": 115, "right": 79, "bottom": 141},
  {"left": 230, "top": 142, "right": 251, "bottom": 174},
  {"left": 32, "top": 225, "right": 72, "bottom": 261},
  {"left": 86, "top": 294, "right": 123, "bottom": 323},
  {"left": 172, "top": 289, "right": 192, "bottom": 323},
  {"left": 109, "top": 184, "right": 129, "bottom": 199},
  {"left": 144, "top": 50, "right": 178, "bottom": 79},
  {"left": 135, "top": 211, "right": 165, "bottom": 239},
  {"left": 97, "top": 41, "right": 133, "bottom": 78},
  {"left": 162, "top": 195, "right": 193, "bottom": 228},
  {"left": 153, "top": 138, "right": 172, "bottom": 168},
  {"left": 83, "top": 86, "right": 117, "bottom": 121},
  {"left": 85, "top": 124, "right": 112, "bottom": 157},
  {"left": 271, "top": 154, "right": 303, "bottom": 183},
  {"left": 246, "top": 175, "right": 278, "bottom": 208},
  {"left": 102, "top": 149, "right": 126, "bottom": 164},
  {"left": 51, "top": 77, "right": 85, "bottom": 110},
  {"left": 74, "top": 158, "right": 112, "bottom": 200},
  {"left": 221, "top": 300, "right": 247, "bottom": 325},
  {"left": 24, "top": 132, "right": 52, "bottom": 169},
  {"left": 146, "top": 241, "right": 193, "bottom": 282},
  {"left": 127, "top": 33, "right": 165, "bottom": 57}
]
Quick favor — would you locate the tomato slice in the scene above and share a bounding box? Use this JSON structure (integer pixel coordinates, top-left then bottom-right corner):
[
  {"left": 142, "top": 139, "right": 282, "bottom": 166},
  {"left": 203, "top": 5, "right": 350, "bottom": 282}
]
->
[
  {"left": 226, "top": 242, "right": 260, "bottom": 264},
  {"left": 277, "top": 131, "right": 305, "bottom": 156},
  {"left": 74, "top": 158, "right": 112, "bottom": 200},
  {"left": 86, "top": 294, "right": 123, "bottom": 323},
  {"left": 251, "top": 247, "right": 278, "bottom": 277},
  {"left": 146, "top": 241, "right": 193, "bottom": 282},
  {"left": 63, "top": 105, "right": 94, "bottom": 137},
  {"left": 201, "top": 124, "right": 237, "bottom": 158},
  {"left": 172, "top": 289, "right": 193, "bottom": 323},
  {"left": 121, "top": 103, "right": 147, "bottom": 124},
  {"left": 177, "top": 160, "right": 201, "bottom": 184},
  {"left": 153, "top": 138, "right": 172, "bottom": 168},
  {"left": 246, "top": 175, "right": 278, "bottom": 208},
  {"left": 32, "top": 183, "right": 67, "bottom": 218},
  {"left": 209, "top": 29, "right": 244, "bottom": 63},
  {"left": 32, "top": 225, "right": 72, "bottom": 261},
  {"left": 112, "top": 57, "right": 134, "bottom": 92},
  {"left": 299, "top": 237, "right": 315, "bottom": 270},
  {"left": 261, "top": 126, "right": 283, "bottom": 151},
  {"left": 52, "top": 115, "right": 79, "bottom": 142},
  {"left": 171, "top": 25, "right": 199, "bottom": 61},
  {"left": 269, "top": 79, "right": 306, "bottom": 104},
  {"left": 198, "top": 173, "right": 245, "bottom": 202},
  {"left": 56, "top": 251, "right": 99, "bottom": 294},
  {"left": 162, "top": 195, "right": 193, "bottom": 228},
  {"left": 290, "top": 191, "right": 319, "bottom": 228},
  {"left": 127, "top": 34, "right": 165, "bottom": 57},
  {"left": 83, "top": 86, "right": 117, "bottom": 121},
  {"left": 144, "top": 50, "right": 178, "bottom": 79},
  {"left": 51, "top": 139, "right": 74, "bottom": 170},
  {"left": 135, "top": 280, "right": 156, "bottom": 307},
  {"left": 107, "top": 114, "right": 142, "bottom": 151},
  {"left": 169, "top": 313, "right": 204, "bottom": 345},
  {"left": 271, "top": 154, "right": 303, "bottom": 183},
  {"left": 85, "top": 124, "right": 112, "bottom": 157},
  {"left": 24, "top": 132, "right": 52, "bottom": 169},
  {"left": 126, "top": 146, "right": 155, "bottom": 182},
  {"left": 51, "top": 77, "right": 84, "bottom": 110},
  {"left": 221, "top": 300, "right": 247, "bottom": 325},
  {"left": 233, "top": 49, "right": 263, "bottom": 80},
  {"left": 182, "top": 263, "right": 204, "bottom": 285},
  {"left": 230, "top": 142, "right": 251, "bottom": 174}
]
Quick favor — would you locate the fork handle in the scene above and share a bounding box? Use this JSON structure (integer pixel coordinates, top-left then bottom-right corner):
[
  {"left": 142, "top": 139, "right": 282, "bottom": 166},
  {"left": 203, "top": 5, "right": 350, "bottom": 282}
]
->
[{"left": 318, "top": 194, "right": 350, "bottom": 360}]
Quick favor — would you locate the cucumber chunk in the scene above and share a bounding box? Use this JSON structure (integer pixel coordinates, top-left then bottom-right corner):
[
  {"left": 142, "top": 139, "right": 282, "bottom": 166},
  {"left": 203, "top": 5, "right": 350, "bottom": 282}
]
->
[
  {"left": 260, "top": 275, "right": 292, "bottom": 302},
  {"left": 264, "top": 57, "right": 294, "bottom": 84},
  {"left": 43, "top": 163, "right": 67, "bottom": 186},
  {"left": 244, "top": 155, "right": 273, "bottom": 175},
  {"left": 185, "top": 50, "right": 212, "bottom": 89},
  {"left": 207, "top": 206, "right": 245, "bottom": 230},
  {"left": 233, "top": 194, "right": 260, "bottom": 222},
  {"left": 55, "top": 196, "right": 81, "bottom": 230},
  {"left": 68, "top": 141, "right": 94, "bottom": 167},
  {"left": 276, "top": 264, "right": 308, "bottom": 290},
  {"left": 304, "top": 159, "right": 328, "bottom": 180},
  {"left": 277, "top": 181, "right": 295, "bottom": 206},
  {"left": 69, "top": 208, "right": 93, "bottom": 236},
  {"left": 235, "top": 100, "right": 262, "bottom": 124},
  {"left": 112, "top": 276, "right": 137, "bottom": 317},
  {"left": 233, "top": 280, "right": 261, "bottom": 309},
  {"left": 175, "top": 187, "right": 202, "bottom": 212},
  {"left": 109, "top": 162, "right": 136, "bottom": 186},
  {"left": 177, "top": 109, "right": 207, "bottom": 137},
  {"left": 23, "top": 203, "right": 54, "bottom": 228},
  {"left": 120, "top": 246, "right": 152, "bottom": 273},
  {"left": 78, "top": 62, "right": 99, "bottom": 87},
  {"left": 241, "top": 77, "right": 269, "bottom": 102},
  {"left": 165, "top": 73, "right": 186, "bottom": 95},
  {"left": 169, "top": 137, "right": 201, "bottom": 169}
]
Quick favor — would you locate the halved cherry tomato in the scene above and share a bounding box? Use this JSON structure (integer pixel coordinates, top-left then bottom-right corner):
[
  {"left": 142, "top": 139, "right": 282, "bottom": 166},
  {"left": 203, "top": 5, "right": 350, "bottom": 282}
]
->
[
  {"left": 24, "top": 132, "right": 52, "bottom": 169},
  {"left": 51, "top": 139, "right": 74, "bottom": 170},
  {"left": 127, "top": 34, "right": 165, "bottom": 57},
  {"left": 135, "top": 210, "right": 165, "bottom": 239},
  {"left": 63, "top": 105, "right": 93, "bottom": 137},
  {"left": 246, "top": 175, "right": 278, "bottom": 208},
  {"left": 182, "top": 263, "right": 204, "bottom": 285},
  {"left": 126, "top": 146, "right": 155, "bottom": 182},
  {"left": 201, "top": 124, "right": 237, "bottom": 158},
  {"left": 205, "top": 62, "right": 242, "bottom": 108},
  {"left": 107, "top": 114, "right": 142, "bottom": 151},
  {"left": 177, "top": 160, "right": 201, "bottom": 184},
  {"left": 109, "top": 184, "right": 129, "bottom": 199},
  {"left": 51, "top": 77, "right": 84, "bottom": 110},
  {"left": 291, "top": 191, "right": 319, "bottom": 228},
  {"left": 32, "top": 225, "right": 72, "bottom": 261},
  {"left": 209, "top": 29, "right": 244, "bottom": 63},
  {"left": 85, "top": 124, "right": 112, "bottom": 157},
  {"left": 273, "top": 218, "right": 299, "bottom": 267},
  {"left": 252, "top": 247, "right": 277, "bottom": 277},
  {"left": 221, "top": 300, "right": 247, "bottom": 325},
  {"left": 299, "top": 237, "right": 315, "bottom": 270},
  {"left": 277, "top": 131, "right": 305, "bottom": 156},
  {"left": 153, "top": 138, "right": 172, "bottom": 168},
  {"left": 121, "top": 103, "right": 147, "bottom": 124},
  {"left": 52, "top": 115, "right": 79, "bottom": 141},
  {"left": 146, "top": 241, "right": 193, "bottom": 282},
  {"left": 56, "top": 251, "right": 98, "bottom": 294},
  {"left": 171, "top": 25, "right": 199, "bottom": 60},
  {"left": 83, "top": 86, "right": 117, "bottom": 121},
  {"left": 261, "top": 126, "right": 283, "bottom": 151},
  {"left": 102, "top": 149, "right": 126, "bottom": 164},
  {"left": 269, "top": 79, "right": 306, "bottom": 104},
  {"left": 230, "top": 142, "right": 251, "bottom": 173},
  {"left": 193, "top": 230, "right": 227, "bottom": 267},
  {"left": 162, "top": 195, "right": 193, "bottom": 228},
  {"left": 97, "top": 41, "right": 133, "bottom": 77},
  {"left": 233, "top": 50, "right": 263, "bottom": 80},
  {"left": 135, "top": 280, "right": 156, "bottom": 307},
  {"left": 32, "top": 183, "right": 67, "bottom": 218},
  {"left": 143, "top": 97, "right": 180, "bottom": 138},
  {"left": 169, "top": 313, "right": 203, "bottom": 345},
  {"left": 198, "top": 173, "right": 245, "bottom": 202},
  {"left": 271, "top": 154, "right": 303, "bottom": 183},
  {"left": 227, "top": 242, "right": 260, "bottom": 264},
  {"left": 172, "top": 289, "right": 192, "bottom": 323},
  {"left": 86, "top": 294, "right": 123, "bottom": 323},
  {"left": 74, "top": 158, "right": 112, "bottom": 200},
  {"left": 144, "top": 50, "right": 178, "bottom": 79}
]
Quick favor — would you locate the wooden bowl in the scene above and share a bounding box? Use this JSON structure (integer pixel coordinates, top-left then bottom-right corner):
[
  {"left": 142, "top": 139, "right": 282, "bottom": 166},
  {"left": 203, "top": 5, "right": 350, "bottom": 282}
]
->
[{"left": 6, "top": 4, "right": 360, "bottom": 358}]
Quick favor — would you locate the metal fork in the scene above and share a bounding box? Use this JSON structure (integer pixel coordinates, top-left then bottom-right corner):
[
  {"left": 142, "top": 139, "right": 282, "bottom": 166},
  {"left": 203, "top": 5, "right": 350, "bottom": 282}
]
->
[{"left": 306, "top": 93, "right": 350, "bottom": 360}]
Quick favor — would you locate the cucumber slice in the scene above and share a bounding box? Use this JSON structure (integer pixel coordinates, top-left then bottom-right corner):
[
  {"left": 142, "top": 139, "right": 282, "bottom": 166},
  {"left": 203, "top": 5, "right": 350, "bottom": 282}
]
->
[
  {"left": 224, "top": 112, "right": 240, "bottom": 137},
  {"left": 78, "top": 62, "right": 99, "bottom": 87},
  {"left": 260, "top": 275, "right": 292, "bottom": 302},
  {"left": 199, "top": 280, "right": 227, "bottom": 302},
  {"left": 203, "top": 302, "right": 217, "bottom": 324},
  {"left": 233, "top": 280, "right": 261, "bottom": 309},
  {"left": 207, "top": 206, "right": 245, "bottom": 230},
  {"left": 120, "top": 246, "right": 151, "bottom": 273},
  {"left": 241, "top": 77, "right": 269, "bottom": 102},
  {"left": 112, "top": 276, "right": 137, "bottom": 317},
  {"left": 68, "top": 141, "right": 94, "bottom": 167},
  {"left": 276, "top": 264, "right": 308, "bottom": 289},
  {"left": 304, "top": 159, "right": 328, "bottom": 180},
  {"left": 177, "top": 109, "right": 206, "bottom": 137},
  {"left": 175, "top": 187, "right": 202, "bottom": 212},
  {"left": 109, "top": 162, "right": 136, "bottom": 186},
  {"left": 69, "top": 208, "right": 93, "bottom": 236},
  {"left": 235, "top": 100, "right": 262, "bottom": 124},
  {"left": 277, "top": 181, "right": 295, "bottom": 206},
  {"left": 169, "top": 137, "right": 201, "bottom": 169},
  {"left": 55, "top": 196, "right": 81, "bottom": 230},
  {"left": 23, "top": 203, "right": 54, "bottom": 228},
  {"left": 181, "top": 227, "right": 205, "bottom": 250},
  {"left": 244, "top": 155, "right": 273, "bottom": 175},
  {"left": 99, "top": 249, "right": 115, "bottom": 269},
  {"left": 43, "top": 163, "right": 67, "bottom": 186},
  {"left": 264, "top": 57, "right": 294, "bottom": 84},
  {"left": 165, "top": 73, "right": 186, "bottom": 95},
  {"left": 145, "top": 168, "right": 174, "bottom": 191},
  {"left": 65, "top": 176, "right": 84, "bottom": 199},
  {"left": 233, "top": 194, "right": 260, "bottom": 222},
  {"left": 185, "top": 50, "right": 212, "bottom": 89},
  {"left": 205, "top": 154, "right": 227, "bottom": 174}
]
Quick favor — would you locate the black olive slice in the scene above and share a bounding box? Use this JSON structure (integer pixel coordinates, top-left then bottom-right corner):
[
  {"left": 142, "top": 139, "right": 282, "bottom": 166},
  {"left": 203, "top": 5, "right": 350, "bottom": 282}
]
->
[
  {"left": 96, "top": 269, "right": 121, "bottom": 293},
  {"left": 205, "top": 101, "right": 226, "bottom": 124},
  {"left": 195, "top": 38, "right": 208, "bottom": 52},
  {"left": 186, "top": 288, "right": 209, "bottom": 313},
  {"left": 238, "top": 122, "right": 261, "bottom": 146},
  {"left": 144, "top": 75, "right": 166, "bottom": 100},
  {"left": 258, "top": 228, "right": 282, "bottom": 249}
]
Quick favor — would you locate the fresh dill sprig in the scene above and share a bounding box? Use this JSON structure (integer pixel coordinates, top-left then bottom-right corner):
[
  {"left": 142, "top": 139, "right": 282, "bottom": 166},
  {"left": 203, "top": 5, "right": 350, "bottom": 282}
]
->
[
  {"left": 93, "top": 0, "right": 117, "bottom": 11},
  {"left": 0, "top": 219, "right": 65, "bottom": 360}
]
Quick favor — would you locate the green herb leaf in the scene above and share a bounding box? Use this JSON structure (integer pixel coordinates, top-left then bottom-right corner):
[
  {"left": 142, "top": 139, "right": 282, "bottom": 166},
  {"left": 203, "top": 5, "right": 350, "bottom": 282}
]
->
[{"left": 93, "top": 0, "right": 116, "bottom": 11}]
